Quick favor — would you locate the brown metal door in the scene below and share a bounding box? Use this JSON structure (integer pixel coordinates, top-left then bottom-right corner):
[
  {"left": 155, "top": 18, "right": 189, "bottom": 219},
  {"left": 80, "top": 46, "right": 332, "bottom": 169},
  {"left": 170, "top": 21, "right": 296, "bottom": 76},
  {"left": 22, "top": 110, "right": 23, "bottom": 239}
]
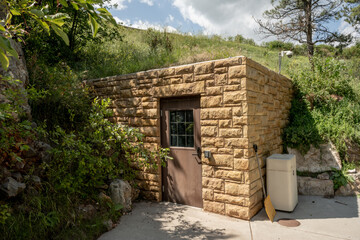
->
[{"left": 161, "top": 96, "right": 202, "bottom": 208}]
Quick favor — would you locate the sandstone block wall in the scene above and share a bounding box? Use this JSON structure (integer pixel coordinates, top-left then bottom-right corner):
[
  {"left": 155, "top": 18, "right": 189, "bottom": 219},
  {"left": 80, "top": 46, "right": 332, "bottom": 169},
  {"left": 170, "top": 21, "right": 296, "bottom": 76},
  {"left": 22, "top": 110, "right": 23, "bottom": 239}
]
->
[{"left": 86, "top": 56, "right": 292, "bottom": 220}]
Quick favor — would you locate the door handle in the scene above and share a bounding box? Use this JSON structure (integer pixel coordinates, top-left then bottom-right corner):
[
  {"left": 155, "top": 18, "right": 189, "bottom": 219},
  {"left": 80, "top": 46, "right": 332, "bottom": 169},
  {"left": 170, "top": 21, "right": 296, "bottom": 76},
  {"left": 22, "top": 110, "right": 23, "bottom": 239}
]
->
[{"left": 191, "top": 147, "right": 202, "bottom": 164}]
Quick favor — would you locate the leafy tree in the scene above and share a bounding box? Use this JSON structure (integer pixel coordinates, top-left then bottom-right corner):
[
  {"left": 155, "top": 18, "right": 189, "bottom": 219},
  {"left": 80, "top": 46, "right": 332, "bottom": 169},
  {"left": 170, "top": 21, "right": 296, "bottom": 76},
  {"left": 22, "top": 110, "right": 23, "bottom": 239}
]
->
[
  {"left": 0, "top": 0, "right": 115, "bottom": 70},
  {"left": 255, "top": 0, "right": 348, "bottom": 63},
  {"left": 342, "top": 0, "right": 360, "bottom": 31}
]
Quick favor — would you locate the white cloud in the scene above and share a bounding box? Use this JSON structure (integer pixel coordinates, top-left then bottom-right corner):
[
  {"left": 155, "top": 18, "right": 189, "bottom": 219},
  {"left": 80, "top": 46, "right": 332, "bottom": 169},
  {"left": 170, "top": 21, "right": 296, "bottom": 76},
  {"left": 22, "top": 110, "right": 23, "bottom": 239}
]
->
[
  {"left": 115, "top": 17, "right": 178, "bottom": 33},
  {"left": 140, "top": 0, "right": 153, "bottom": 6},
  {"left": 172, "top": 0, "right": 273, "bottom": 42},
  {"left": 338, "top": 20, "right": 360, "bottom": 42}
]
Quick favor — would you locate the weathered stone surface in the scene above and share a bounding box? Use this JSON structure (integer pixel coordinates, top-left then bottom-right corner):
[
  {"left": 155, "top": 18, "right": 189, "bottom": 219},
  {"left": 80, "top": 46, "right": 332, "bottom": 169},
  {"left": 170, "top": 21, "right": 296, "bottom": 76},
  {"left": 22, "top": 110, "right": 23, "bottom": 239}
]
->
[
  {"left": 335, "top": 182, "right": 358, "bottom": 196},
  {"left": 345, "top": 141, "right": 360, "bottom": 163},
  {"left": 78, "top": 204, "right": 97, "bottom": 220},
  {"left": 297, "top": 176, "right": 334, "bottom": 197},
  {"left": 201, "top": 126, "right": 218, "bottom": 137},
  {"left": 0, "top": 177, "right": 26, "bottom": 198},
  {"left": 317, "top": 172, "right": 330, "bottom": 180},
  {"left": 225, "top": 204, "right": 249, "bottom": 219},
  {"left": 202, "top": 177, "right": 224, "bottom": 191},
  {"left": 85, "top": 56, "right": 293, "bottom": 220},
  {"left": 288, "top": 143, "right": 342, "bottom": 173},
  {"left": 203, "top": 200, "right": 225, "bottom": 214},
  {"left": 109, "top": 179, "right": 132, "bottom": 212}
]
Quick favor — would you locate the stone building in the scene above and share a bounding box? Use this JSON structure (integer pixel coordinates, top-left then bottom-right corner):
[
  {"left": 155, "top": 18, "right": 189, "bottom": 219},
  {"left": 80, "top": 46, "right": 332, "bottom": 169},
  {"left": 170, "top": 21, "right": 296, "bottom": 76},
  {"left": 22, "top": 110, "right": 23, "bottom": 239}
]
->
[{"left": 86, "top": 56, "right": 293, "bottom": 220}]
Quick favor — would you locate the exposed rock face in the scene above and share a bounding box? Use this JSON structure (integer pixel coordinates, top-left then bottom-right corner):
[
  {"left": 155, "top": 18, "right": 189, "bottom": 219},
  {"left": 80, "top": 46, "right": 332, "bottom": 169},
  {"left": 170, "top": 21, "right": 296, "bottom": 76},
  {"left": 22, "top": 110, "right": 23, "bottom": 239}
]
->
[
  {"left": 109, "top": 179, "right": 132, "bottom": 212},
  {"left": 297, "top": 176, "right": 334, "bottom": 197},
  {"left": 0, "top": 37, "right": 31, "bottom": 119},
  {"left": 288, "top": 143, "right": 341, "bottom": 172},
  {"left": 345, "top": 141, "right": 360, "bottom": 163},
  {"left": 317, "top": 172, "right": 330, "bottom": 180},
  {"left": 0, "top": 177, "right": 26, "bottom": 198}
]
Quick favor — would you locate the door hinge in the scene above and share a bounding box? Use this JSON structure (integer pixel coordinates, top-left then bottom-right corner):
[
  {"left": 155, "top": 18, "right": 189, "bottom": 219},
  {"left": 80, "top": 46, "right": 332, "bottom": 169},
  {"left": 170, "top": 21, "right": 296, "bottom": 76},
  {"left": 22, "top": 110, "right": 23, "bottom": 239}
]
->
[{"left": 162, "top": 185, "right": 164, "bottom": 192}]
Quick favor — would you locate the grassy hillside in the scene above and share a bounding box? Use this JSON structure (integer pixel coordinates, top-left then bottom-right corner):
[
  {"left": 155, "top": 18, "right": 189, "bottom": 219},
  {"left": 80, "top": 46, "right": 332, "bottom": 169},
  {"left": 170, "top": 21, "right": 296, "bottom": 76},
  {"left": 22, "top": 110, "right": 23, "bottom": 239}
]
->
[{"left": 72, "top": 26, "right": 311, "bottom": 79}]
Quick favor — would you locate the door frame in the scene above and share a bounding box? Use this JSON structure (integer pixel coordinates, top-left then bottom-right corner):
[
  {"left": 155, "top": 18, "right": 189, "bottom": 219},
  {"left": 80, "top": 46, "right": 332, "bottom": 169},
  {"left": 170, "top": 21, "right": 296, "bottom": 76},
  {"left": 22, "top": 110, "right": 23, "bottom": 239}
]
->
[{"left": 160, "top": 95, "right": 202, "bottom": 207}]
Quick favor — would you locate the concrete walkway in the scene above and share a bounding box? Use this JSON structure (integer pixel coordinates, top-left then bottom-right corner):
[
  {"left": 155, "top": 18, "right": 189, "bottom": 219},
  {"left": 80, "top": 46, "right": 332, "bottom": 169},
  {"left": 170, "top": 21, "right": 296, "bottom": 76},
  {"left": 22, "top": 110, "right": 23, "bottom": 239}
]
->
[{"left": 98, "top": 196, "right": 360, "bottom": 240}]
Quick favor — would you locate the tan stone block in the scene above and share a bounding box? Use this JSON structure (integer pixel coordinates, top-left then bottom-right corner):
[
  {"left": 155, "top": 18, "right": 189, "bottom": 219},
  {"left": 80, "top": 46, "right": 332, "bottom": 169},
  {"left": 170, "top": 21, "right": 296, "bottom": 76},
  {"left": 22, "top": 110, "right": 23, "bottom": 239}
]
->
[
  {"left": 141, "top": 118, "right": 157, "bottom": 126},
  {"left": 142, "top": 102, "right": 157, "bottom": 109},
  {"left": 223, "top": 91, "right": 246, "bottom": 104},
  {"left": 228, "top": 65, "right": 246, "bottom": 78},
  {"left": 202, "top": 137, "right": 224, "bottom": 147},
  {"left": 195, "top": 74, "right": 214, "bottom": 81},
  {"left": 201, "top": 96, "right": 222, "bottom": 108},
  {"left": 143, "top": 109, "right": 158, "bottom": 118},
  {"left": 233, "top": 116, "right": 248, "bottom": 126},
  {"left": 214, "top": 67, "right": 227, "bottom": 74},
  {"left": 171, "top": 77, "right": 182, "bottom": 84},
  {"left": 206, "top": 86, "right": 222, "bottom": 95},
  {"left": 249, "top": 201, "right": 263, "bottom": 219},
  {"left": 207, "top": 154, "right": 233, "bottom": 168},
  {"left": 158, "top": 68, "right": 175, "bottom": 77},
  {"left": 214, "top": 193, "right": 248, "bottom": 206},
  {"left": 118, "top": 89, "right": 132, "bottom": 98},
  {"left": 153, "top": 82, "right": 205, "bottom": 97},
  {"left": 214, "top": 57, "right": 243, "bottom": 68},
  {"left": 202, "top": 177, "right": 224, "bottom": 191},
  {"left": 250, "top": 179, "right": 262, "bottom": 195},
  {"left": 249, "top": 190, "right": 263, "bottom": 207},
  {"left": 228, "top": 78, "right": 242, "bottom": 85},
  {"left": 194, "top": 62, "right": 214, "bottom": 75},
  {"left": 206, "top": 80, "right": 215, "bottom": 87},
  {"left": 243, "top": 168, "right": 264, "bottom": 184},
  {"left": 215, "top": 74, "right": 227, "bottom": 85},
  {"left": 183, "top": 73, "right": 193, "bottom": 83},
  {"left": 219, "top": 128, "right": 242, "bottom": 138},
  {"left": 201, "top": 108, "right": 232, "bottom": 119},
  {"left": 118, "top": 79, "right": 136, "bottom": 89},
  {"left": 142, "top": 97, "right": 153, "bottom": 102},
  {"left": 225, "top": 182, "right": 250, "bottom": 196},
  {"left": 175, "top": 65, "right": 194, "bottom": 75},
  {"left": 234, "top": 158, "right": 250, "bottom": 170},
  {"left": 129, "top": 117, "right": 142, "bottom": 126},
  {"left": 234, "top": 149, "right": 244, "bottom": 158},
  {"left": 224, "top": 138, "right": 249, "bottom": 148},
  {"left": 203, "top": 188, "right": 214, "bottom": 200},
  {"left": 201, "top": 120, "right": 219, "bottom": 126},
  {"left": 214, "top": 170, "right": 243, "bottom": 181},
  {"left": 225, "top": 204, "right": 249, "bottom": 219},
  {"left": 219, "top": 120, "right": 231, "bottom": 128},
  {"left": 201, "top": 126, "right": 218, "bottom": 137},
  {"left": 233, "top": 107, "right": 243, "bottom": 116},
  {"left": 140, "top": 127, "right": 158, "bottom": 137},
  {"left": 224, "top": 85, "right": 242, "bottom": 92},
  {"left": 144, "top": 137, "right": 159, "bottom": 143},
  {"left": 203, "top": 201, "right": 225, "bottom": 215},
  {"left": 136, "top": 172, "right": 160, "bottom": 182},
  {"left": 217, "top": 148, "right": 233, "bottom": 154},
  {"left": 202, "top": 164, "right": 215, "bottom": 177}
]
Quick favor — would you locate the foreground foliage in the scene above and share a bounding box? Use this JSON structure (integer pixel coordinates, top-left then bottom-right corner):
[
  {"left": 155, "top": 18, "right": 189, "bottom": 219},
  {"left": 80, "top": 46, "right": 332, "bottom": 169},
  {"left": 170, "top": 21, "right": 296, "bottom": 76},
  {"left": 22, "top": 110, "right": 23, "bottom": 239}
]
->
[{"left": 283, "top": 57, "right": 360, "bottom": 159}]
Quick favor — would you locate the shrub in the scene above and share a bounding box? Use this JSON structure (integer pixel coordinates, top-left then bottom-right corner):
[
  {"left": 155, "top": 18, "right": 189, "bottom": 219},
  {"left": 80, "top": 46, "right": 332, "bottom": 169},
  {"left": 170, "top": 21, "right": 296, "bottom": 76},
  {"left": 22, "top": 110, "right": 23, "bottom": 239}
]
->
[
  {"left": 45, "top": 98, "right": 170, "bottom": 197},
  {"left": 263, "top": 40, "right": 294, "bottom": 50},
  {"left": 284, "top": 57, "right": 360, "bottom": 158}
]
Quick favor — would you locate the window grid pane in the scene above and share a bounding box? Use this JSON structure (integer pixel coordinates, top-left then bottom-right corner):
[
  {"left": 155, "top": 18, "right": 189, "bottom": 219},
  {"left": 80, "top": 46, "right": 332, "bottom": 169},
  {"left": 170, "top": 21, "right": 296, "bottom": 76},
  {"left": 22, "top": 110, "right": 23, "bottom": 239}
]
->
[{"left": 169, "top": 110, "right": 194, "bottom": 147}]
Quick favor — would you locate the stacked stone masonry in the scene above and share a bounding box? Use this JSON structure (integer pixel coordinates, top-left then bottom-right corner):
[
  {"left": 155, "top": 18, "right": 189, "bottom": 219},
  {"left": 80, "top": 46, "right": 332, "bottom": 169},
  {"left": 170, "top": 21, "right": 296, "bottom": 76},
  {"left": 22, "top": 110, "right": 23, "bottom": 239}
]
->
[{"left": 86, "top": 56, "right": 293, "bottom": 220}]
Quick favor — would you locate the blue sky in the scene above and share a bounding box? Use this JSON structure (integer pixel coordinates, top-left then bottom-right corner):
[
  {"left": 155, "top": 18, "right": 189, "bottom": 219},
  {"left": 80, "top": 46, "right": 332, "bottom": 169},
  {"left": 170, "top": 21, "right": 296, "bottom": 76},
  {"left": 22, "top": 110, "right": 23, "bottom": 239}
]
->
[{"left": 108, "top": 0, "right": 358, "bottom": 44}]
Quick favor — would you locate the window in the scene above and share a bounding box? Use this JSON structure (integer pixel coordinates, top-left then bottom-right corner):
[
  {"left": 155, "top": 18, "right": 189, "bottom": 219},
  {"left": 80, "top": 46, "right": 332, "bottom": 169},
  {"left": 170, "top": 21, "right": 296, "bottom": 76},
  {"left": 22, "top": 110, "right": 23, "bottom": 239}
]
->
[{"left": 169, "top": 110, "right": 194, "bottom": 147}]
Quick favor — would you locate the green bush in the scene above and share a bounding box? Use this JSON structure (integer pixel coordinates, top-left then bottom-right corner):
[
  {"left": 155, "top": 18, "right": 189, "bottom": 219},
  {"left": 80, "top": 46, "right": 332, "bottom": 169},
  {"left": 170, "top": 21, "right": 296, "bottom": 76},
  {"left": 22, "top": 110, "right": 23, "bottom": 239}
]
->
[
  {"left": 45, "top": 98, "right": 170, "bottom": 197},
  {"left": 284, "top": 57, "right": 360, "bottom": 157},
  {"left": 263, "top": 40, "right": 294, "bottom": 50}
]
